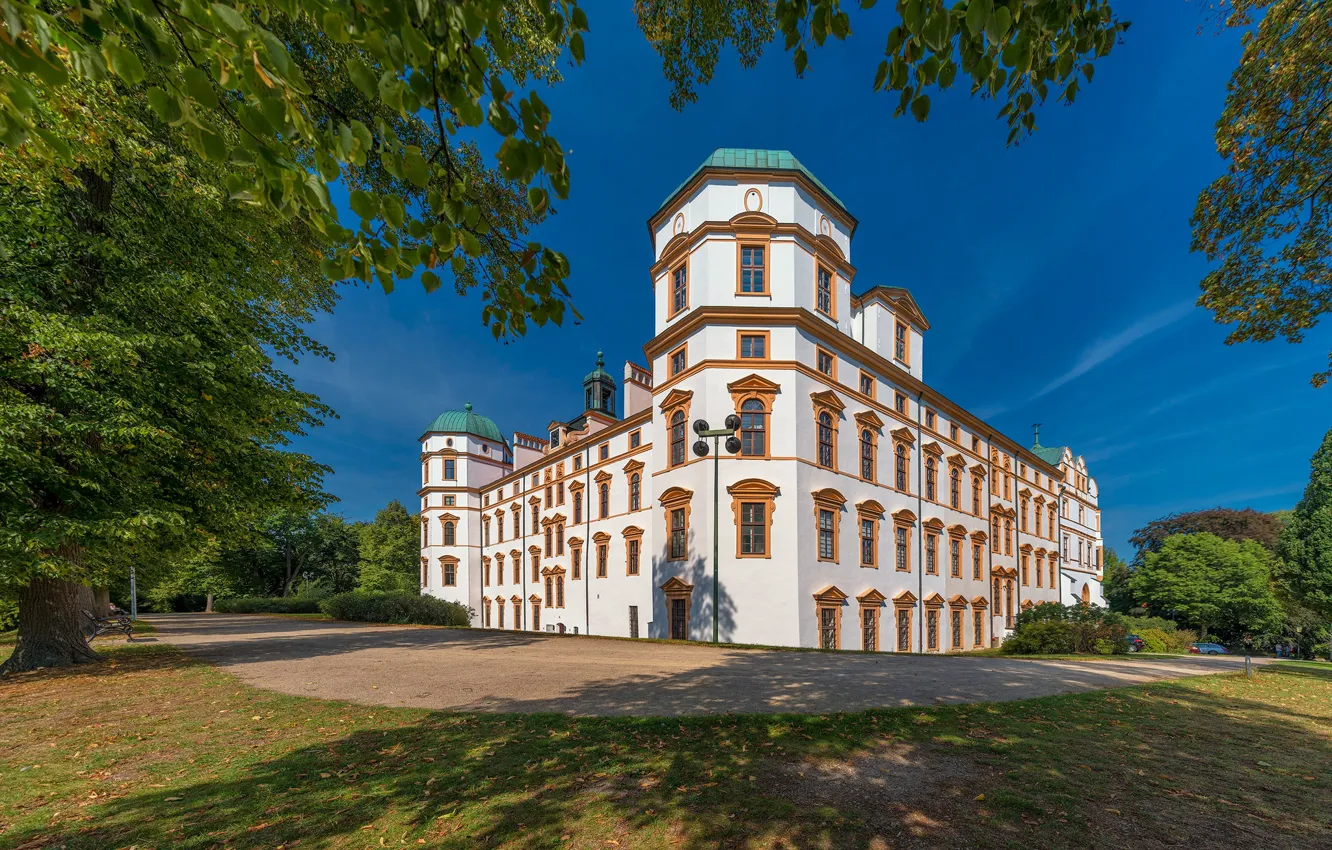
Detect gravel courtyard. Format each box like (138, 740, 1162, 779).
(145, 613, 1258, 716)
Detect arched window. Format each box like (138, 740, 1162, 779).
(1004, 518, 1013, 554)
(992, 515, 1001, 541)
(950, 468, 961, 508)
(443, 521, 455, 546)
(630, 473, 641, 511)
(531, 502, 538, 529)
(599, 483, 609, 518)
(670, 410, 686, 467)
(972, 478, 982, 515)
(544, 526, 552, 556)
(859, 429, 874, 481)
(925, 458, 937, 501)
(573, 493, 583, 524)
(740, 399, 766, 456)
(894, 444, 908, 491)
(817, 412, 834, 468)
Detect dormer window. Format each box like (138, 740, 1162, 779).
(549, 428, 561, 449)
(895, 321, 909, 362)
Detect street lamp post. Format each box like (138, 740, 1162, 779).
(692, 415, 741, 643)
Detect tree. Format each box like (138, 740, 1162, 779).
(1129, 533, 1283, 640)
(357, 501, 421, 593)
(1101, 547, 1134, 613)
(1193, 0, 1332, 387)
(1129, 507, 1285, 565)
(0, 78, 332, 673)
(1276, 426, 1332, 657)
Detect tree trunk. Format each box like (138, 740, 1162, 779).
(0, 578, 100, 675)
(205, 592, 215, 613)
(91, 587, 110, 618)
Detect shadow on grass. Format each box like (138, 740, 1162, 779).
(3, 649, 1330, 849)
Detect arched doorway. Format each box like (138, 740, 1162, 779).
(1081, 584, 1091, 606)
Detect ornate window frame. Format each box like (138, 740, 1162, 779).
(728, 478, 778, 559)
(858, 588, 886, 652)
(623, 525, 644, 575)
(892, 508, 916, 572)
(892, 590, 917, 653)
(811, 390, 844, 471)
(659, 486, 693, 562)
(812, 487, 845, 563)
(814, 585, 847, 650)
(857, 499, 885, 569)
(730, 374, 780, 460)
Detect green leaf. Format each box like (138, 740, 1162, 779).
(421, 270, 442, 293)
(346, 57, 378, 101)
(146, 86, 180, 123)
(1082, 63, 1095, 82)
(966, 0, 993, 37)
(460, 231, 482, 257)
(904, 0, 925, 34)
(107, 43, 146, 86)
(986, 5, 1012, 42)
(910, 94, 931, 122)
(349, 190, 379, 221)
(570, 32, 585, 62)
(382, 195, 406, 230)
(527, 186, 548, 215)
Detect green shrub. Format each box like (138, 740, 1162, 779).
(1136, 627, 1170, 653)
(1124, 613, 1180, 633)
(1166, 629, 1198, 653)
(319, 591, 470, 627)
(1001, 621, 1076, 655)
(213, 596, 325, 614)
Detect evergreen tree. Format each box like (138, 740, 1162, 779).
(1102, 548, 1135, 613)
(357, 501, 420, 593)
(1276, 426, 1332, 658)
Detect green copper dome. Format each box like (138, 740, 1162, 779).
(583, 350, 614, 384)
(425, 402, 505, 443)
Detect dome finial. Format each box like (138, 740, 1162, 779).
(465, 401, 473, 412)
(596, 350, 604, 368)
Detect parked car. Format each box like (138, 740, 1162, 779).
(1126, 634, 1145, 652)
(1190, 642, 1228, 655)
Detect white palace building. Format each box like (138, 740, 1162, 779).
(418, 149, 1106, 652)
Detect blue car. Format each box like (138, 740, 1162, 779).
(1190, 642, 1228, 655)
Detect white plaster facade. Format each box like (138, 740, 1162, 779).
(419, 149, 1105, 651)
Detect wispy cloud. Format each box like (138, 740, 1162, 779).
(1031, 301, 1196, 402)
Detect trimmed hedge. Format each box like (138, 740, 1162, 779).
(319, 591, 470, 627)
(214, 596, 325, 614)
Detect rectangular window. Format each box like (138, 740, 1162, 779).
(895, 392, 907, 414)
(629, 605, 639, 639)
(629, 430, 641, 448)
(858, 371, 874, 398)
(860, 518, 875, 567)
(818, 509, 835, 560)
(740, 503, 766, 555)
(739, 244, 766, 293)
(1022, 554, 1030, 585)
(950, 538, 961, 577)
(443, 562, 456, 586)
(819, 607, 838, 649)
(895, 321, 908, 362)
(816, 347, 834, 377)
(597, 543, 608, 578)
(972, 435, 980, 451)
(951, 610, 962, 649)
(545, 486, 552, 508)
(739, 333, 767, 359)
(897, 609, 910, 652)
(599, 443, 610, 461)
(925, 409, 936, 431)
(816, 266, 834, 316)
(549, 428, 561, 449)
(557, 482, 565, 505)
(443, 459, 456, 480)
(973, 544, 983, 580)
(669, 344, 687, 376)
(443, 495, 455, 507)
(927, 609, 938, 651)
(926, 534, 938, 575)
(862, 608, 878, 652)
(974, 610, 984, 646)
(628, 539, 640, 575)
(895, 526, 909, 571)
(950, 423, 959, 441)
(670, 508, 687, 560)
(572, 548, 582, 580)
(671, 263, 688, 316)
(573, 456, 582, 471)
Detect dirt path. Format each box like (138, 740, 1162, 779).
(146, 613, 1260, 717)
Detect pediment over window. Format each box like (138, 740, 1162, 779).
(970, 596, 989, 609)
(810, 389, 846, 413)
(970, 529, 988, 542)
(923, 592, 946, 608)
(813, 585, 849, 603)
(730, 210, 779, 229)
(439, 513, 460, 522)
(728, 478, 779, 499)
(568, 480, 585, 492)
(528, 544, 542, 555)
(990, 565, 1018, 578)
(922, 441, 945, 457)
(1021, 600, 1035, 610)
(971, 464, 987, 477)
(623, 458, 645, 473)
(594, 470, 613, 483)
(922, 517, 946, 532)
(728, 373, 782, 395)
(853, 409, 885, 430)
(567, 536, 584, 547)
(592, 531, 612, 544)
(891, 508, 917, 524)
(857, 588, 887, 605)
(510, 594, 523, 604)
(509, 549, 522, 560)
(813, 232, 846, 262)
(947, 524, 969, 537)
(439, 555, 460, 565)
(1018, 488, 1032, 499)
(949, 594, 970, 608)
(622, 525, 644, 539)
(946, 453, 967, 467)
(658, 388, 694, 412)
(1034, 547, 1047, 556)
(1020, 543, 1033, 553)
(541, 565, 567, 577)
(811, 487, 846, 508)
(661, 575, 694, 594)
(856, 499, 886, 518)
(893, 589, 918, 605)
(659, 486, 693, 508)
(529, 594, 542, 604)
(891, 427, 916, 445)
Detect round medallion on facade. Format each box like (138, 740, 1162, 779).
(673, 213, 685, 235)
(819, 215, 831, 237)
(744, 188, 763, 212)
(446, 438, 453, 447)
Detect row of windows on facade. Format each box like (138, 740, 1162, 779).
(465, 475, 647, 551)
(427, 534, 644, 589)
(820, 603, 987, 652)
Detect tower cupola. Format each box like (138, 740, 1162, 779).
(582, 351, 618, 418)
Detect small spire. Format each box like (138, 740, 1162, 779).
(465, 402, 473, 412)
(1032, 423, 1041, 446)
(596, 350, 604, 368)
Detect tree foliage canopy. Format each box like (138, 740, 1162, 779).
(1128, 532, 1282, 639)
(1194, 0, 1332, 386)
(1129, 507, 1285, 565)
(1276, 426, 1332, 618)
(357, 500, 420, 593)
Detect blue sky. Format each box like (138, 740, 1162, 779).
(286, 2, 1332, 558)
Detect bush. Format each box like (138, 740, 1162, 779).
(1001, 621, 1076, 655)
(1137, 627, 1171, 653)
(1169, 629, 1199, 653)
(1124, 613, 1180, 632)
(213, 596, 325, 614)
(319, 591, 470, 627)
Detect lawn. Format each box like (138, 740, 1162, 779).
(0, 645, 1328, 850)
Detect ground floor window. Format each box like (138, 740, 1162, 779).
(819, 606, 839, 649)
(951, 609, 963, 649)
(532, 600, 540, 631)
(926, 609, 939, 651)
(896, 608, 911, 652)
(497, 598, 506, 629)
(862, 607, 878, 651)
(671, 597, 689, 640)
(629, 605, 639, 639)
(973, 610, 984, 646)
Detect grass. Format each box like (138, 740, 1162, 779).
(1, 646, 1329, 848)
